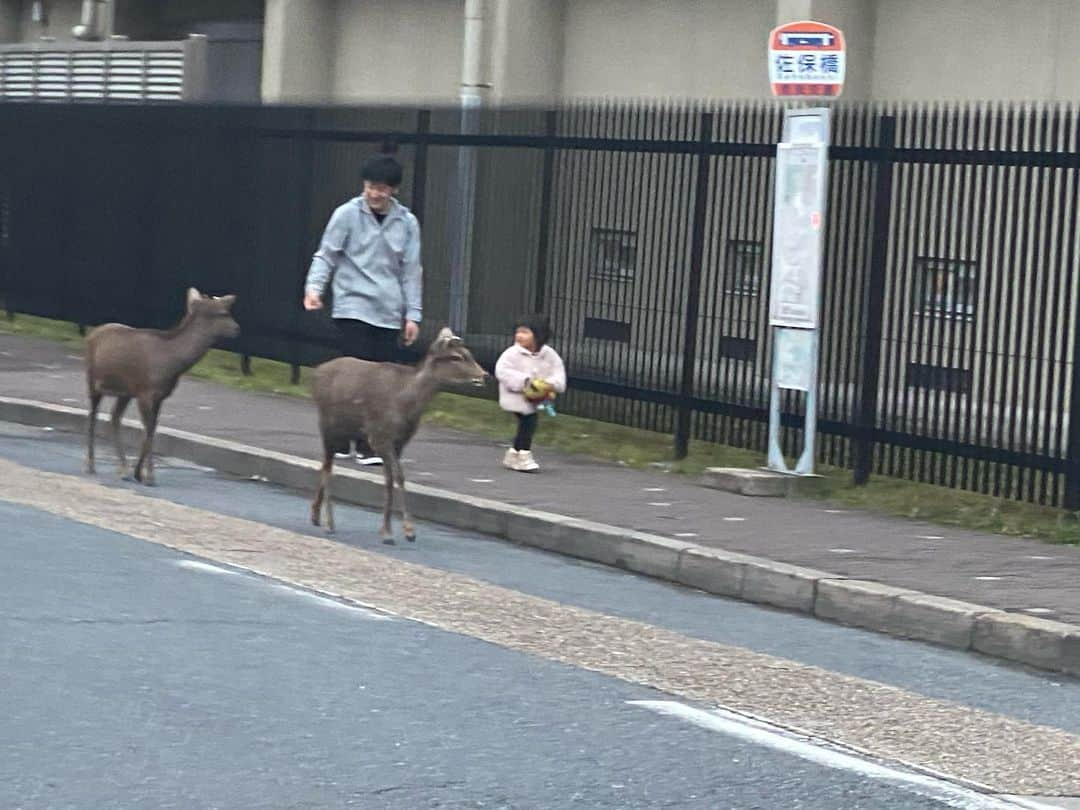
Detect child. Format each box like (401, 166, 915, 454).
(494, 314, 567, 472)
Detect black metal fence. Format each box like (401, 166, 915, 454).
(2, 100, 1080, 507)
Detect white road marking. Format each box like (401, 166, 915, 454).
(643, 487, 666, 492)
(470, 478, 494, 484)
(175, 560, 390, 619)
(974, 576, 1003, 582)
(674, 532, 698, 538)
(918, 535, 945, 540)
(722, 517, 746, 522)
(648, 502, 672, 507)
(178, 560, 241, 576)
(627, 700, 1050, 809)
(829, 548, 859, 554)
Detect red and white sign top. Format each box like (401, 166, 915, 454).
(768, 20, 845, 98)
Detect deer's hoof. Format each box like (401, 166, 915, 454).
(381, 533, 396, 546)
(310, 510, 321, 527)
(85, 464, 95, 476)
(404, 526, 416, 542)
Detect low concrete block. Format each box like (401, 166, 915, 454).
(814, 580, 980, 650)
(675, 547, 752, 598)
(973, 612, 1080, 676)
(815, 578, 909, 629)
(700, 467, 790, 497)
(890, 592, 985, 650)
(740, 560, 827, 613)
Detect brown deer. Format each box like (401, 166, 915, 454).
(85, 287, 240, 485)
(311, 327, 487, 542)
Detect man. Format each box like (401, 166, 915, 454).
(303, 153, 423, 464)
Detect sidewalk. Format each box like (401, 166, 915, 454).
(3, 331, 1080, 626)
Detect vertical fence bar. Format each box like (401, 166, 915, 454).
(411, 108, 431, 225)
(1063, 112, 1080, 508)
(853, 115, 897, 484)
(532, 110, 557, 314)
(290, 109, 317, 385)
(674, 111, 714, 459)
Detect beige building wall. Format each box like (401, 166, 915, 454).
(560, 0, 774, 100)
(262, 0, 334, 103)
(16, 0, 86, 42)
(871, 0, 1071, 101)
(331, 0, 463, 104)
(0, 0, 20, 41)
(491, 0, 564, 103)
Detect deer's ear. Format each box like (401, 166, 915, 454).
(187, 287, 201, 309)
(219, 294, 237, 310)
(436, 327, 454, 342)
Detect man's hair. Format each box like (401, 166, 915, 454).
(360, 154, 403, 187)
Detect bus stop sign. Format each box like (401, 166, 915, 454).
(768, 20, 845, 97)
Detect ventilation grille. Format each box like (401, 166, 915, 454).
(0, 47, 186, 102)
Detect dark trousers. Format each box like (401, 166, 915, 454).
(513, 413, 538, 452)
(336, 318, 405, 364)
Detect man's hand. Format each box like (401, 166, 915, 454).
(303, 292, 323, 311)
(403, 320, 420, 346)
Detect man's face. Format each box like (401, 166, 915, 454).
(363, 181, 397, 213)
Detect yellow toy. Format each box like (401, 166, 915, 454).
(524, 377, 557, 416)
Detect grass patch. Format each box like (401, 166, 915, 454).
(2, 311, 1078, 544)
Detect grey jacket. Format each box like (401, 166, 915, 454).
(304, 196, 422, 328)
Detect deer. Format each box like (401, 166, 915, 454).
(311, 327, 487, 543)
(85, 287, 240, 486)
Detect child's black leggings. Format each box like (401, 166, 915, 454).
(513, 413, 538, 451)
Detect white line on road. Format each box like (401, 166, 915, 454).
(175, 559, 391, 619)
(627, 700, 1053, 810)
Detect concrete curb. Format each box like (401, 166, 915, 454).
(2, 395, 1079, 678)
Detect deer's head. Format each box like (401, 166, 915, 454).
(426, 327, 487, 387)
(187, 288, 241, 340)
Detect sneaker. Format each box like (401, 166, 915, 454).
(516, 450, 540, 472)
(502, 448, 520, 469)
(356, 455, 383, 466)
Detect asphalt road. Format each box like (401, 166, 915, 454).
(2, 422, 1078, 809)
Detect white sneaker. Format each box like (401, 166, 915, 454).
(516, 450, 540, 472)
(502, 448, 520, 469)
(356, 455, 383, 466)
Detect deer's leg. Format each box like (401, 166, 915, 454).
(133, 396, 161, 486)
(378, 449, 395, 544)
(110, 396, 132, 478)
(86, 391, 102, 474)
(312, 450, 335, 533)
(390, 452, 414, 542)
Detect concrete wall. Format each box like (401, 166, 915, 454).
(560, 0, 774, 100)
(262, 0, 333, 103)
(871, 0, 1070, 101)
(331, 0, 462, 104)
(0, 0, 20, 42)
(491, 0, 564, 104)
(17, 0, 84, 41)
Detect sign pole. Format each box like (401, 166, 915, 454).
(764, 20, 843, 477)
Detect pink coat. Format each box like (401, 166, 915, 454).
(495, 343, 567, 414)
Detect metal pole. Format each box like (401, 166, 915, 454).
(675, 111, 714, 460)
(853, 114, 896, 484)
(447, 0, 493, 335)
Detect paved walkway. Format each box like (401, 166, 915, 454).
(3, 332, 1080, 625)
